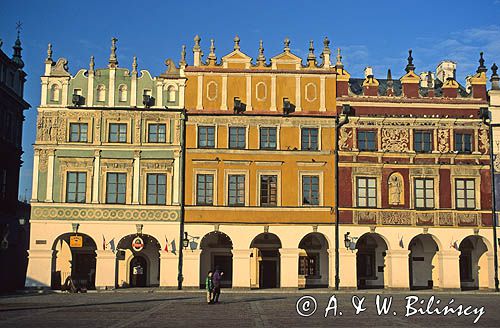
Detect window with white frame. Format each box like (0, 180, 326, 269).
(456, 179, 475, 209)
(148, 123, 166, 143)
(301, 128, 319, 151)
(196, 174, 214, 205)
(260, 127, 277, 150)
(66, 172, 87, 203)
(356, 177, 377, 208)
(69, 123, 88, 142)
(302, 175, 319, 205)
(198, 126, 215, 148)
(228, 174, 245, 206)
(229, 127, 246, 149)
(414, 178, 434, 209)
(260, 175, 277, 206)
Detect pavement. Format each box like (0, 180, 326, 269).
(0, 289, 499, 327)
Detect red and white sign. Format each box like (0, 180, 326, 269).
(132, 236, 144, 252)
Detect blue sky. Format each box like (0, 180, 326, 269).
(1, 0, 500, 199)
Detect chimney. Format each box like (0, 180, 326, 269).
(400, 49, 420, 98)
(419, 71, 435, 97)
(468, 52, 488, 100)
(335, 48, 350, 97)
(442, 77, 459, 98)
(362, 67, 378, 96)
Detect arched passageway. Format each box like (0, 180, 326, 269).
(200, 231, 233, 288)
(408, 234, 439, 290)
(459, 235, 490, 290)
(356, 233, 388, 289)
(250, 233, 281, 289)
(298, 233, 329, 288)
(116, 234, 161, 288)
(51, 233, 97, 290)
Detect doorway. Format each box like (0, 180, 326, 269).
(129, 256, 147, 287)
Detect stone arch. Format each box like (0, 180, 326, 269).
(459, 235, 491, 290)
(250, 233, 281, 288)
(355, 232, 388, 289)
(116, 234, 161, 287)
(408, 234, 440, 290)
(51, 232, 97, 290)
(298, 232, 329, 288)
(199, 231, 233, 288)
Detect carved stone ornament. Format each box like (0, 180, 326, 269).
(38, 150, 49, 172)
(37, 114, 59, 142)
(339, 127, 352, 150)
(457, 213, 478, 225)
(51, 58, 70, 76)
(494, 154, 500, 173)
(388, 173, 404, 205)
(438, 212, 453, 226)
(479, 128, 489, 154)
(355, 211, 377, 224)
(437, 129, 450, 153)
(381, 128, 409, 152)
(381, 211, 412, 225)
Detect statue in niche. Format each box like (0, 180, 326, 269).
(388, 173, 404, 205)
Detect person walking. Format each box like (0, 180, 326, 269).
(205, 270, 214, 304)
(212, 266, 224, 303)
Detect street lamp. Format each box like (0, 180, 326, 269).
(335, 104, 351, 290)
(182, 232, 189, 249)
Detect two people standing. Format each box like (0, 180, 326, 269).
(206, 266, 223, 304)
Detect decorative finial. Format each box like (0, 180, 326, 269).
(284, 37, 290, 52)
(180, 45, 186, 65)
(46, 43, 53, 61)
(405, 49, 415, 73)
(207, 38, 217, 62)
(491, 63, 500, 90)
(233, 35, 240, 51)
(132, 56, 137, 73)
(307, 40, 316, 66)
(336, 48, 343, 67)
(387, 69, 392, 81)
(386, 69, 394, 92)
(12, 22, 24, 68)
(193, 35, 201, 51)
(477, 52, 487, 73)
(108, 37, 118, 67)
(89, 55, 95, 71)
(322, 37, 330, 54)
(257, 40, 266, 65)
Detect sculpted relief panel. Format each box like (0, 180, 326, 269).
(381, 128, 409, 152)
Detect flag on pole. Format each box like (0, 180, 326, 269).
(399, 236, 404, 249)
(109, 238, 116, 253)
(164, 236, 169, 252)
(102, 234, 106, 250)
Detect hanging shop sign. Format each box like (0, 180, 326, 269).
(70, 235, 83, 248)
(132, 236, 144, 252)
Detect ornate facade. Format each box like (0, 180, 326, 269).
(26, 39, 185, 289)
(25, 36, 499, 291)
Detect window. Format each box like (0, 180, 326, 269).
(66, 172, 86, 203)
(229, 127, 246, 149)
(196, 174, 214, 205)
(198, 126, 215, 148)
(414, 131, 432, 153)
(456, 179, 475, 209)
(96, 84, 106, 102)
(358, 130, 377, 151)
(148, 124, 166, 143)
(454, 132, 472, 153)
(69, 123, 88, 142)
(146, 174, 166, 205)
(260, 175, 277, 206)
(299, 255, 319, 277)
(118, 85, 128, 102)
(0, 169, 6, 200)
(301, 128, 319, 150)
(228, 174, 245, 206)
(109, 123, 127, 143)
(302, 175, 319, 205)
(260, 127, 277, 150)
(414, 178, 434, 209)
(356, 177, 377, 207)
(50, 84, 60, 102)
(106, 173, 126, 204)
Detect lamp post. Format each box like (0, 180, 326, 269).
(334, 104, 350, 290)
(486, 117, 500, 292)
(177, 110, 187, 290)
